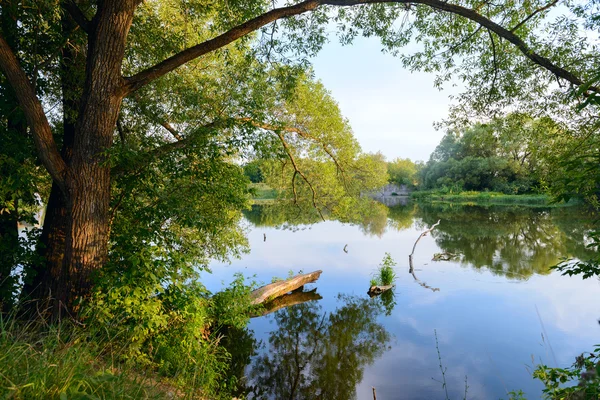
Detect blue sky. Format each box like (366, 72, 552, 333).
(310, 35, 462, 162)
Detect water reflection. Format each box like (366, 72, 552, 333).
(210, 202, 600, 400)
(244, 201, 416, 237)
(247, 295, 391, 399)
(416, 204, 598, 279)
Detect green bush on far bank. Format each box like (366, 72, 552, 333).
(410, 190, 562, 206)
(248, 183, 278, 201)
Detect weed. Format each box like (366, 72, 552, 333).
(371, 253, 397, 286)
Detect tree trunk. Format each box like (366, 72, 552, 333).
(21, 1, 137, 315)
(21, 13, 80, 315)
(0, 3, 26, 313)
(57, 0, 136, 313)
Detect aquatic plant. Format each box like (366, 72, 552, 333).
(371, 253, 397, 286)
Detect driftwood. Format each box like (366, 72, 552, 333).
(408, 220, 441, 292)
(251, 288, 322, 317)
(408, 219, 441, 268)
(367, 284, 394, 297)
(249, 270, 323, 306)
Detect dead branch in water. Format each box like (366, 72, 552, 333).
(408, 220, 441, 292)
(249, 270, 322, 305)
(409, 219, 441, 268)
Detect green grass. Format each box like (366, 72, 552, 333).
(371, 253, 397, 286)
(410, 190, 573, 206)
(248, 183, 278, 201)
(0, 316, 171, 399)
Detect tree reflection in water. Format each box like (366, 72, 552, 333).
(243, 200, 415, 237)
(247, 295, 391, 400)
(417, 204, 598, 279)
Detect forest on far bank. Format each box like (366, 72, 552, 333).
(245, 110, 599, 204)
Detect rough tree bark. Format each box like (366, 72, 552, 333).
(21, 12, 81, 313)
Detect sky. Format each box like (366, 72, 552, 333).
(310, 36, 463, 162)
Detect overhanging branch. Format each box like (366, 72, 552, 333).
(122, 0, 596, 98)
(0, 34, 68, 190)
(123, 0, 322, 94)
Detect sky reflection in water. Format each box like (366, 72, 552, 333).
(206, 203, 600, 400)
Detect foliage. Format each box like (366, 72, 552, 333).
(388, 157, 418, 187)
(552, 229, 600, 280)
(0, 317, 170, 399)
(533, 346, 600, 400)
(84, 272, 257, 398)
(243, 160, 264, 184)
(248, 183, 278, 201)
(371, 252, 397, 286)
(419, 114, 569, 195)
(412, 190, 553, 206)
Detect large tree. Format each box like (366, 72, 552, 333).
(0, 0, 597, 314)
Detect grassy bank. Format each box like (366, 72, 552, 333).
(410, 190, 574, 206)
(248, 183, 278, 203)
(0, 318, 172, 399)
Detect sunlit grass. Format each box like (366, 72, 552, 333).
(0, 314, 182, 399)
(371, 253, 397, 286)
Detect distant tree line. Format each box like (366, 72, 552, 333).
(417, 113, 570, 194)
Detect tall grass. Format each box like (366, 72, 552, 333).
(370, 253, 397, 286)
(0, 314, 168, 399)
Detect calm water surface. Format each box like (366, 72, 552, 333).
(205, 203, 600, 399)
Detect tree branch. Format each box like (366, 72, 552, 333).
(510, 0, 559, 33)
(61, 0, 92, 34)
(240, 118, 349, 188)
(0, 34, 68, 190)
(487, 28, 498, 101)
(275, 131, 325, 221)
(122, 0, 595, 99)
(123, 0, 322, 94)
(111, 120, 221, 177)
(324, 0, 597, 93)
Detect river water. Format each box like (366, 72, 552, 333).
(205, 202, 600, 399)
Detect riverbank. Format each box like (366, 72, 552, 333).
(410, 190, 577, 207)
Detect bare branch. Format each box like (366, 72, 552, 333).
(160, 121, 184, 141)
(0, 34, 68, 190)
(275, 131, 325, 221)
(487, 28, 498, 101)
(510, 0, 559, 33)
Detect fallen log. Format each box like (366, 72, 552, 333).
(251, 288, 322, 317)
(367, 284, 394, 297)
(249, 270, 323, 305)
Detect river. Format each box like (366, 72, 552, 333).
(204, 202, 600, 399)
